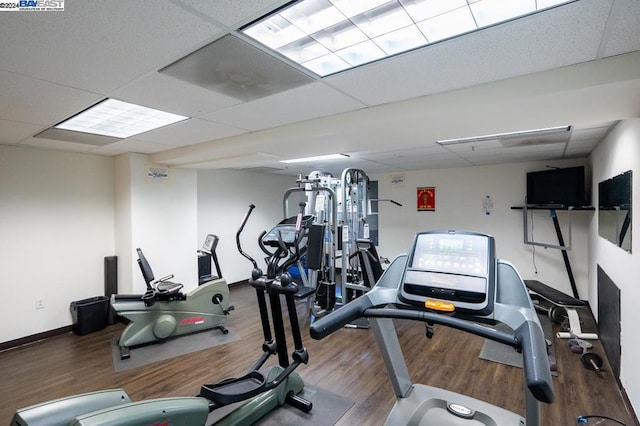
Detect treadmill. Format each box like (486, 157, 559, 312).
(310, 229, 554, 425)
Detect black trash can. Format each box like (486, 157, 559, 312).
(70, 296, 109, 336)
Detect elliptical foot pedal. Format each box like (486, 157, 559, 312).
(294, 286, 316, 300)
(286, 390, 313, 413)
(200, 371, 267, 405)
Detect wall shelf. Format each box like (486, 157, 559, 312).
(511, 204, 594, 299)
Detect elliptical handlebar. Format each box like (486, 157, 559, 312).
(258, 230, 272, 256)
(237, 204, 258, 270)
(278, 202, 307, 275)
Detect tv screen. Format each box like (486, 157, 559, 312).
(526, 166, 587, 207)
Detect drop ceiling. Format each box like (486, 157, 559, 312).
(1, 0, 639, 177)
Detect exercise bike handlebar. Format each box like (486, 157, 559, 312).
(237, 204, 258, 270)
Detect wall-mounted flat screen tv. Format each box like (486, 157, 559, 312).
(526, 166, 588, 207)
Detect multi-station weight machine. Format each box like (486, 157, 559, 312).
(283, 168, 400, 316)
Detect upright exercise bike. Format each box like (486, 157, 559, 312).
(12, 204, 313, 426)
(111, 235, 233, 360)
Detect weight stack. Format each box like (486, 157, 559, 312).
(104, 255, 118, 325)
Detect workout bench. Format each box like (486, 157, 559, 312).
(525, 279, 598, 340)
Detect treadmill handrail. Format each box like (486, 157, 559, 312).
(309, 302, 554, 404)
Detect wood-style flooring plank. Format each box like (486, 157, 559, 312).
(1, 284, 636, 425)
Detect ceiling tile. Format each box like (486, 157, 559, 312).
(374, 152, 472, 169)
(160, 35, 315, 102)
(0, 1, 223, 93)
(565, 145, 597, 157)
(108, 72, 242, 118)
(0, 119, 42, 144)
(465, 147, 566, 165)
(567, 137, 600, 148)
(0, 71, 102, 126)
(173, 0, 289, 27)
(90, 139, 176, 156)
(19, 137, 95, 153)
(359, 145, 450, 161)
(203, 82, 365, 131)
(597, 0, 640, 58)
(440, 140, 504, 153)
(571, 121, 616, 131)
(132, 118, 247, 147)
(570, 127, 610, 141)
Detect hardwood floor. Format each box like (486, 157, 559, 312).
(1, 283, 637, 425)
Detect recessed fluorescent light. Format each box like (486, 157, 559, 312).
(436, 126, 571, 145)
(55, 99, 189, 139)
(241, 0, 575, 77)
(280, 153, 350, 163)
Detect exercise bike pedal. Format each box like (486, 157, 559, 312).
(120, 347, 131, 360)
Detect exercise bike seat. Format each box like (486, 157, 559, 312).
(155, 280, 183, 294)
(136, 248, 184, 294)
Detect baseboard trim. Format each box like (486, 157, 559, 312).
(229, 279, 248, 287)
(619, 384, 640, 426)
(0, 325, 73, 352)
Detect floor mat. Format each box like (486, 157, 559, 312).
(479, 314, 558, 376)
(256, 386, 353, 426)
(206, 386, 353, 426)
(111, 329, 239, 372)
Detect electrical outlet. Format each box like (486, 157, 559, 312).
(35, 298, 45, 309)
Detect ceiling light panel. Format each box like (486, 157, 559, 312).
(350, 2, 414, 38)
(280, 153, 349, 163)
(470, 0, 536, 27)
(417, 6, 477, 43)
(399, 0, 468, 22)
(336, 40, 386, 66)
(373, 25, 427, 55)
(55, 99, 188, 138)
(436, 125, 571, 145)
(241, 0, 575, 77)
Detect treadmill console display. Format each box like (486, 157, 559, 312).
(400, 231, 495, 314)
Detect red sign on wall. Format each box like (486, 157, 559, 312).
(417, 187, 435, 211)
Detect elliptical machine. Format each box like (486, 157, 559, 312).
(111, 236, 233, 360)
(12, 204, 312, 426)
(200, 202, 314, 422)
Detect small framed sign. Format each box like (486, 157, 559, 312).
(417, 187, 435, 211)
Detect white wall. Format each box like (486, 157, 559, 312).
(197, 169, 297, 285)
(115, 153, 199, 294)
(0, 145, 114, 343)
(589, 118, 640, 415)
(372, 158, 591, 299)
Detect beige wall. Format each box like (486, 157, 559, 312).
(0, 145, 115, 343)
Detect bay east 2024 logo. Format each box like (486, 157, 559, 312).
(0, 0, 63, 11)
(19, 0, 63, 6)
